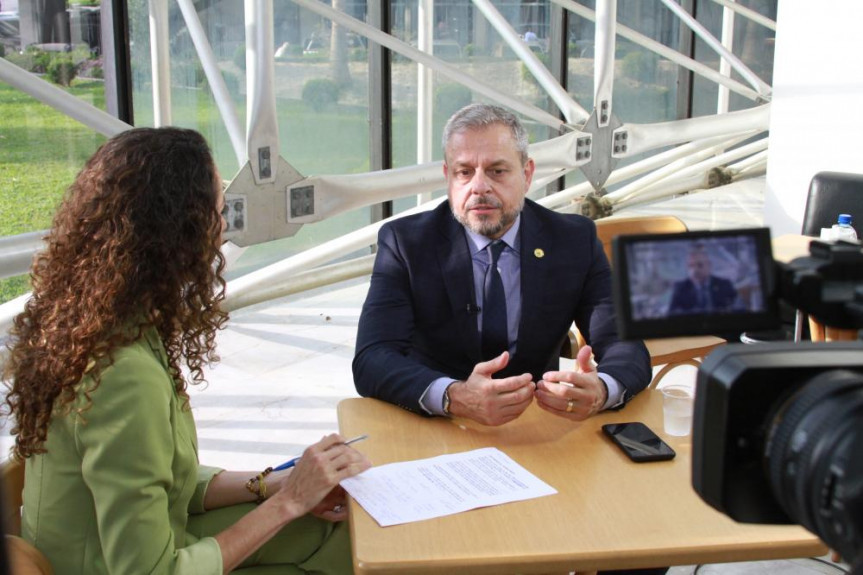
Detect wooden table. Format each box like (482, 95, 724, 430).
(338, 393, 826, 574)
(771, 232, 814, 264)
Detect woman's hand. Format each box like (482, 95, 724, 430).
(211, 436, 369, 573)
(269, 434, 370, 518)
(310, 485, 350, 522)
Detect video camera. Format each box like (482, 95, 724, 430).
(611, 228, 863, 570)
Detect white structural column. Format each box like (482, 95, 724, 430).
(594, 0, 616, 127)
(417, 0, 434, 205)
(717, 2, 735, 114)
(245, 0, 279, 184)
(148, 0, 171, 126)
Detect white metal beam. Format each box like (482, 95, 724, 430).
(0, 58, 130, 136)
(472, 0, 590, 124)
(594, 0, 617, 126)
(148, 0, 171, 126)
(176, 0, 246, 167)
(0, 231, 45, 280)
(718, 3, 735, 114)
(284, 131, 584, 225)
(245, 0, 279, 183)
(614, 104, 770, 158)
(614, 137, 768, 208)
(606, 134, 764, 204)
(659, 0, 771, 100)
(539, 134, 749, 211)
(710, 0, 776, 31)
(552, 0, 761, 102)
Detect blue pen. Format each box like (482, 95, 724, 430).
(272, 434, 369, 471)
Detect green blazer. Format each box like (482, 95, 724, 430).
(23, 326, 224, 574)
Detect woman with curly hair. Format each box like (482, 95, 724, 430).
(3, 127, 370, 574)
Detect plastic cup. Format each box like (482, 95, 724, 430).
(660, 384, 695, 437)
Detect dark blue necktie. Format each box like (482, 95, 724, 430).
(696, 283, 710, 311)
(481, 240, 508, 360)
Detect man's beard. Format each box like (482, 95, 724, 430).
(453, 195, 524, 238)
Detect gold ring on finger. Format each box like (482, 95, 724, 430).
(566, 399, 575, 413)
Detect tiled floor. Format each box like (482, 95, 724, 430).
(668, 557, 848, 574)
(189, 278, 371, 472)
(1, 178, 850, 573)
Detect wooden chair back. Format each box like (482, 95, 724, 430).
(1, 458, 54, 574)
(594, 215, 688, 267)
(1, 458, 24, 536)
(802, 171, 863, 237)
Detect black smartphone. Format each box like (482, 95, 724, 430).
(601, 422, 676, 463)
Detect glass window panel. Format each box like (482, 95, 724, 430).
(274, 1, 371, 258)
(130, 0, 372, 271)
(690, 1, 723, 117)
(565, 1, 681, 191)
(691, 0, 776, 117)
(564, 3, 592, 191)
(567, 6, 594, 113)
(1, 0, 105, 303)
(391, 0, 555, 212)
(389, 0, 421, 214)
(614, 1, 678, 123)
(128, 0, 247, 173)
(0, 83, 106, 302)
(561, 0, 775, 193)
(725, 0, 775, 112)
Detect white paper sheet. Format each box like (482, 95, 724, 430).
(340, 447, 557, 527)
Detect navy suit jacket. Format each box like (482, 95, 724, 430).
(668, 275, 739, 314)
(352, 199, 651, 414)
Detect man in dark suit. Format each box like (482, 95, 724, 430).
(353, 103, 651, 427)
(668, 244, 741, 315)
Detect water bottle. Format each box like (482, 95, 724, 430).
(832, 213, 858, 241)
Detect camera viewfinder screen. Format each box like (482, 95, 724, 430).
(612, 228, 779, 340)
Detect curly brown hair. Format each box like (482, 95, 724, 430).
(3, 127, 228, 459)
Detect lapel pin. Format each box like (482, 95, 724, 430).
(534, 248, 545, 258)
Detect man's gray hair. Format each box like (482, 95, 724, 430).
(442, 103, 529, 165)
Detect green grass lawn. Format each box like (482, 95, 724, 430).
(0, 77, 391, 304)
(0, 72, 464, 304)
(0, 80, 107, 303)
(0, 80, 106, 236)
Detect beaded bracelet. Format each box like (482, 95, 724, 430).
(245, 467, 273, 504)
